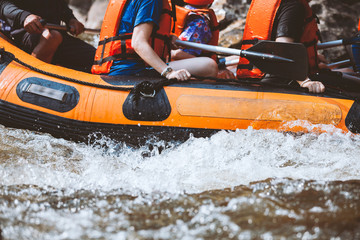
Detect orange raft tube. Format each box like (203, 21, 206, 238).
(0, 34, 359, 146)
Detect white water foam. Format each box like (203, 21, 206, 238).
(0, 124, 360, 194)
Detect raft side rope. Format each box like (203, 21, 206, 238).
(0, 48, 180, 96)
(0, 48, 358, 101)
(0, 48, 135, 91)
(0, 47, 250, 95)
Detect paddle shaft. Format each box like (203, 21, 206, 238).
(36, 23, 360, 52)
(44, 23, 100, 34)
(318, 36, 360, 49)
(342, 72, 360, 82)
(41, 25, 307, 80)
(176, 40, 308, 80)
(327, 59, 351, 69)
(44, 24, 296, 66)
(175, 40, 293, 63)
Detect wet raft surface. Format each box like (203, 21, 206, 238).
(1, 125, 360, 239)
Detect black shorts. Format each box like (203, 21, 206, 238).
(12, 30, 41, 54)
(12, 31, 96, 73)
(271, 0, 305, 41)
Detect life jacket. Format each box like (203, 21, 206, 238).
(171, 4, 219, 60)
(236, 0, 320, 79)
(91, 0, 172, 74)
(358, 19, 360, 31)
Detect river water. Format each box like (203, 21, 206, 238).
(0, 123, 360, 239)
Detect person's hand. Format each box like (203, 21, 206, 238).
(68, 18, 84, 36)
(300, 79, 325, 93)
(318, 53, 329, 69)
(166, 69, 191, 81)
(24, 14, 43, 34)
(170, 35, 180, 50)
(217, 69, 235, 79)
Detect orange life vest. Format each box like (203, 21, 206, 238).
(358, 19, 360, 31)
(236, 0, 320, 79)
(171, 4, 219, 60)
(91, 0, 172, 74)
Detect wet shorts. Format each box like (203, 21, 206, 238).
(12, 31, 96, 73)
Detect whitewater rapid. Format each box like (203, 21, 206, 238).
(1, 124, 359, 195)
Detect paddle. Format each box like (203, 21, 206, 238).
(11, 20, 101, 35)
(327, 59, 352, 69)
(43, 23, 308, 80)
(176, 40, 309, 80)
(342, 72, 360, 83)
(317, 36, 360, 49)
(43, 22, 100, 34)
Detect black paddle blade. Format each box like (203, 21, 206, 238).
(246, 40, 309, 80)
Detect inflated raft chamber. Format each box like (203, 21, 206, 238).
(0, 34, 360, 145)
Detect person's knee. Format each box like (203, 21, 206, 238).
(204, 58, 218, 77)
(47, 30, 63, 46)
(42, 30, 63, 47)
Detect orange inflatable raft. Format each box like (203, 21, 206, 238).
(0, 33, 359, 146)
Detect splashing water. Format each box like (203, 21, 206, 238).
(0, 125, 359, 194)
(1, 124, 360, 239)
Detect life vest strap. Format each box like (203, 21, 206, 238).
(303, 38, 317, 47)
(98, 34, 133, 46)
(305, 13, 320, 24)
(241, 39, 259, 46)
(162, 8, 172, 16)
(210, 24, 220, 32)
(94, 33, 171, 66)
(237, 63, 254, 70)
(93, 53, 141, 65)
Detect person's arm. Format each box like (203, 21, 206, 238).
(58, 0, 76, 25)
(57, 0, 83, 36)
(132, 22, 191, 81)
(67, 18, 84, 36)
(171, 49, 196, 60)
(0, 0, 32, 29)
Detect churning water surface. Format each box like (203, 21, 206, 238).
(0, 123, 360, 239)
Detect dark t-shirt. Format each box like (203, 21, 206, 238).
(0, 0, 95, 73)
(271, 0, 305, 42)
(0, 0, 75, 29)
(262, 0, 306, 83)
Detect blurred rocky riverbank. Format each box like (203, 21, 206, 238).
(68, 0, 360, 61)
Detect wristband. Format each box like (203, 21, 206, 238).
(161, 66, 173, 77)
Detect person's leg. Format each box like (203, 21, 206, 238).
(32, 29, 63, 63)
(168, 57, 218, 77)
(52, 34, 96, 73)
(13, 31, 40, 54)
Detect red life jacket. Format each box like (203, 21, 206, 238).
(358, 19, 360, 31)
(236, 0, 320, 79)
(172, 4, 219, 60)
(91, 0, 172, 74)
